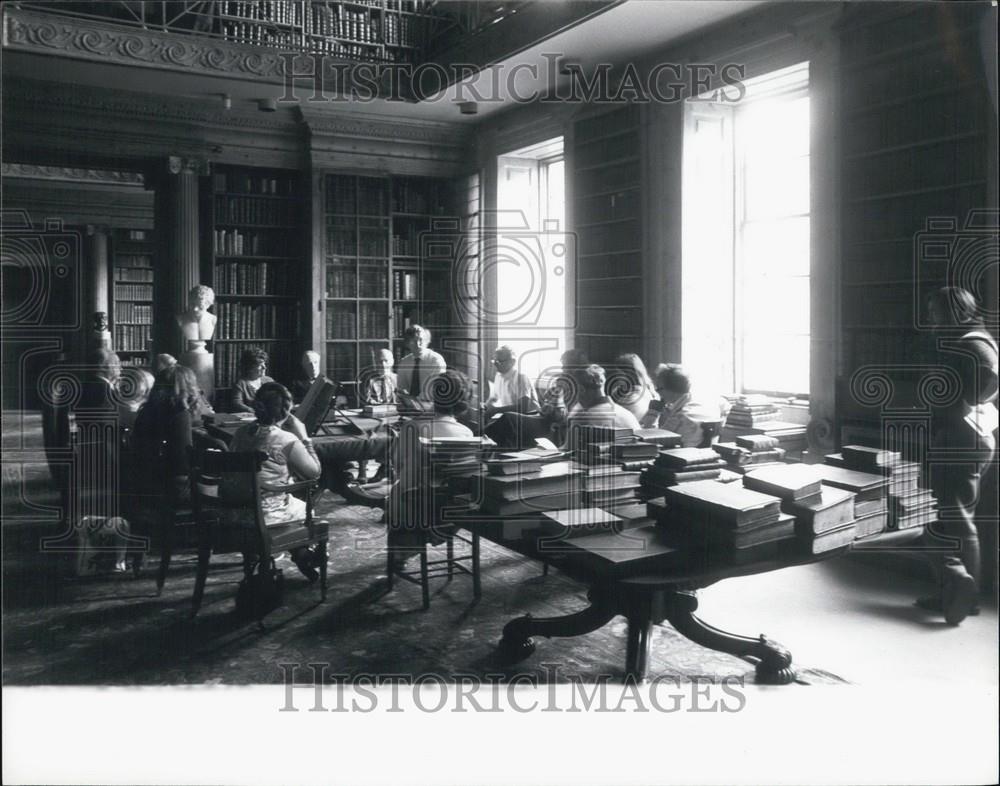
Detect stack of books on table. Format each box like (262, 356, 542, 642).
(825, 445, 936, 532)
(647, 479, 793, 563)
(812, 463, 889, 539)
(480, 460, 583, 516)
(420, 436, 493, 485)
(362, 403, 397, 418)
(725, 394, 780, 428)
(640, 447, 726, 497)
(721, 420, 809, 457)
(571, 460, 643, 507)
(743, 464, 857, 555)
(712, 434, 787, 473)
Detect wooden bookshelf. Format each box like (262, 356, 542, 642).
(111, 228, 155, 366)
(572, 104, 643, 364)
(323, 173, 465, 385)
(208, 164, 305, 393)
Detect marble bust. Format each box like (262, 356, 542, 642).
(176, 284, 217, 343)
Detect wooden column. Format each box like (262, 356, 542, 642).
(84, 224, 110, 352)
(153, 156, 207, 359)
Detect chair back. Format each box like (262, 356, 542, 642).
(188, 447, 271, 554)
(698, 420, 723, 448)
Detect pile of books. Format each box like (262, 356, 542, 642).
(647, 479, 793, 563)
(480, 458, 583, 516)
(721, 419, 809, 457)
(725, 394, 780, 428)
(570, 425, 659, 466)
(361, 403, 397, 418)
(419, 436, 492, 485)
(640, 447, 726, 496)
(572, 460, 643, 508)
(812, 463, 889, 539)
(712, 434, 787, 472)
(743, 464, 857, 555)
(824, 445, 936, 531)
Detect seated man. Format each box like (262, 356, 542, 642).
(483, 345, 539, 417)
(395, 324, 446, 403)
(290, 350, 321, 405)
(563, 364, 640, 450)
(386, 369, 475, 562)
(652, 363, 729, 448)
(361, 348, 398, 405)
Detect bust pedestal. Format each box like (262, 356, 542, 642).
(180, 340, 214, 400)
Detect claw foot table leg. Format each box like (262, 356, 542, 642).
(497, 594, 617, 665)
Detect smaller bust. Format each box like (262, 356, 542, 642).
(176, 285, 217, 343)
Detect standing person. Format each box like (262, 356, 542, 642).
(396, 325, 446, 402)
(361, 348, 398, 405)
(227, 382, 325, 581)
(918, 286, 998, 625)
(609, 353, 659, 425)
(231, 346, 274, 413)
(290, 350, 322, 404)
(652, 363, 730, 448)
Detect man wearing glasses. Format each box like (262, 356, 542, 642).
(483, 345, 539, 418)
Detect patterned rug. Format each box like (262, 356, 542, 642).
(3, 489, 847, 686)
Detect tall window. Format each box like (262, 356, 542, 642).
(683, 62, 810, 397)
(496, 138, 567, 383)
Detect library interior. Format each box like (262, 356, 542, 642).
(2, 2, 998, 773)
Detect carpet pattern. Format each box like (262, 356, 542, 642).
(3, 490, 847, 686)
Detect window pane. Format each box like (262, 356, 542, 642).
(742, 333, 809, 394)
(742, 216, 810, 277)
(742, 276, 809, 336)
(744, 153, 809, 219)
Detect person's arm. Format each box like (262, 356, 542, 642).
(282, 414, 321, 480)
(431, 352, 447, 375)
(230, 380, 254, 413)
(167, 409, 194, 476)
(963, 338, 999, 407)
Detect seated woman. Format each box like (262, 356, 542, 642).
(608, 353, 659, 426)
(231, 346, 274, 413)
(652, 363, 730, 447)
(227, 382, 324, 581)
(386, 370, 474, 563)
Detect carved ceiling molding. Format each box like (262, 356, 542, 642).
(3, 7, 297, 82)
(1, 162, 146, 185)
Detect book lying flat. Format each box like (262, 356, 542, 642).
(584, 472, 641, 492)
(584, 488, 640, 506)
(854, 510, 887, 538)
(643, 466, 723, 487)
(890, 489, 936, 514)
(785, 486, 856, 535)
(712, 442, 751, 463)
(735, 434, 780, 451)
(633, 428, 683, 448)
(486, 460, 543, 476)
(812, 464, 887, 502)
(854, 498, 887, 517)
(842, 444, 901, 468)
(541, 507, 624, 538)
(655, 447, 723, 469)
(480, 490, 584, 516)
(891, 503, 937, 530)
(743, 463, 823, 501)
(483, 461, 583, 501)
(664, 480, 782, 528)
(802, 521, 857, 554)
(602, 502, 656, 527)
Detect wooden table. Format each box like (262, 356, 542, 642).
(446, 506, 923, 684)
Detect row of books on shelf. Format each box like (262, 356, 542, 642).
(123, 230, 148, 242)
(392, 180, 446, 215)
(214, 261, 293, 296)
(326, 308, 388, 339)
(115, 283, 153, 301)
(327, 177, 388, 215)
(214, 341, 290, 389)
(114, 324, 151, 352)
(327, 233, 388, 257)
(214, 196, 295, 227)
(213, 229, 291, 257)
(115, 268, 154, 283)
(213, 172, 295, 197)
(214, 302, 298, 340)
(114, 303, 152, 324)
(393, 270, 419, 300)
(115, 254, 152, 269)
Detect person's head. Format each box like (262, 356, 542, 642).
(926, 286, 984, 329)
(612, 353, 653, 394)
(188, 285, 215, 312)
(239, 347, 268, 381)
(148, 364, 201, 414)
(429, 369, 471, 417)
(560, 348, 589, 373)
(654, 363, 691, 406)
(493, 345, 516, 375)
(252, 382, 294, 427)
(403, 325, 431, 355)
(377, 348, 394, 373)
(573, 364, 607, 409)
(118, 367, 155, 410)
(301, 350, 320, 380)
(154, 353, 177, 374)
(90, 348, 121, 384)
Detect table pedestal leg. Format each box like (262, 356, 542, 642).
(497, 592, 617, 664)
(662, 590, 796, 685)
(624, 615, 652, 683)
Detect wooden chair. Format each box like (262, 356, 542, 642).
(187, 447, 329, 623)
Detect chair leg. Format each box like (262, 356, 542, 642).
(318, 540, 328, 601)
(156, 514, 173, 594)
(446, 536, 454, 581)
(420, 546, 430, 610)
(472, 532, 481, 599)
(386, 547, 395, 589)
(191, 545, 211, 617)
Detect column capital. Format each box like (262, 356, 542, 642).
(166, 156, 210, 177)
